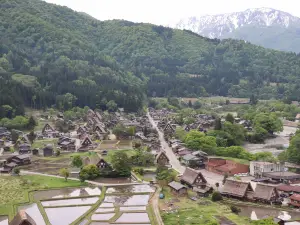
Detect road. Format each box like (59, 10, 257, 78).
(147, 111, 185, 174)
(151, 186, 164, 225)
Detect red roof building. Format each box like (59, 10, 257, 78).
(206, 157, 249, 175)
(290, 194, 300, 207)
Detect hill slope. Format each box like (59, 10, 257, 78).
(2, 0, 300, 114)
(175, 8, 300, 52)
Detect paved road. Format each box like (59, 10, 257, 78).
(147, 111, 185, 174)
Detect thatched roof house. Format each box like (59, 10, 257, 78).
(180, 167, 207, 187)
(253, 183, 279, 202)
(222, 179, 254, 199)
(10, 210, 36, 225)
(155, 151, 169, 166)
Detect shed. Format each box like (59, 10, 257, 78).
(168, 181, 187, 196)
(43, 144, 54, 157)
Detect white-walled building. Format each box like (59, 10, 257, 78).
(250, 161, 284, 177)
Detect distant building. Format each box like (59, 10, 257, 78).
(250, 161, 284, 177)
(18, 143, 31, 155)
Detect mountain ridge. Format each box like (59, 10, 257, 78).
(174, 8, 300, 52)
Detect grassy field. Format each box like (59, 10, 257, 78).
(103, 149, 137, 163)
(0, 175, 85, 216)
(32, 138, 58, 149)
(160, 187, 251, 225)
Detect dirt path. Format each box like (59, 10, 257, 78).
(150, 186, 164, 225)
(147, 111, 185, 174)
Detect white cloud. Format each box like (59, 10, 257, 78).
(44, 0, 300, 25)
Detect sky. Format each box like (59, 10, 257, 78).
(44, 0, 300, 25)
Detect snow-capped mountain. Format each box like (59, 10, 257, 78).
(175, 8, 300, 39)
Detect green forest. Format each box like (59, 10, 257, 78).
(3, 0, 300, 115)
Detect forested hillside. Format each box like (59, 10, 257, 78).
(2, 0, 300, 115)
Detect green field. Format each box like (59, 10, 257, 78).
(0, 175, 85, 217)
(160, 187, 251, 225)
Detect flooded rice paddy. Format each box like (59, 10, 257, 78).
(34, 187, 101, 200)
(10, 184, 153, 225)
(18, 203, 46, 225)
(95, 208, 115, 213)
(99, 202, 114, 207)
(104, 194, 150, 206)
(120, 206, 147, 211)
(0, 216, 8, 225)
(93, 177, 134, 184)
(91, 213, 115, 221)
(236, 204, 300, 220)
(42, 197, 99, 207)
(115, 213, 150, 223)
(45, 206, 91, 225)
(106, 185, 155, 194)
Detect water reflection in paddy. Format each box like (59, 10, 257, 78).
(104, 195, 150, 206)
(45, 206, 91, 225)
(95, 208, 115, 213)
(91, 213, 115, 221)
(236, 204, 300, 220)
(115, 213, 150, 223)
(34, 187, 101, 200)
(18, 203, 46, 225)
(42, 197, 98, 207)
(120, 206, 147, 211)
(0, 216, 8, 225)
(106, 185, 154, 194)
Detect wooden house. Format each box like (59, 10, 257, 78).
(180, 167, 207, 188)
(18, 143, 31, 154)
(80, 136, 93, 150)
(43, 144, 54, 157)
(42, 123, 54, 134)
(96, 158, 110, 169)
(206, 157, 249, 175)
(94, 124, 107, 134)
(163, 122, 176, 133)
(183, 124, 191, 132)
(10, 155, 31, 166)
(10, 210, 36, 225)
(253, 183, 279, 204)
(77, 126, 88, 135)
(155, 151, 170, 166)
(221, 179, 254, 200)
(168, 181, 187, 196)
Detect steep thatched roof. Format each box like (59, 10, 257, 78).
(10, 210, 36, 225)
(253, 183, 278, 201)
(222, 179, 253, 198)
(180, 167, 207, 186)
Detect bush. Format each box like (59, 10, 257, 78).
(211, 191, 223, 202)
(230, 205, 241, 214)
(133, 167, 144, 175)
(55, 149, 61, 156)
(13, 167, 20, 175)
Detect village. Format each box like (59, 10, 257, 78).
(1, 98, 300, 225)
